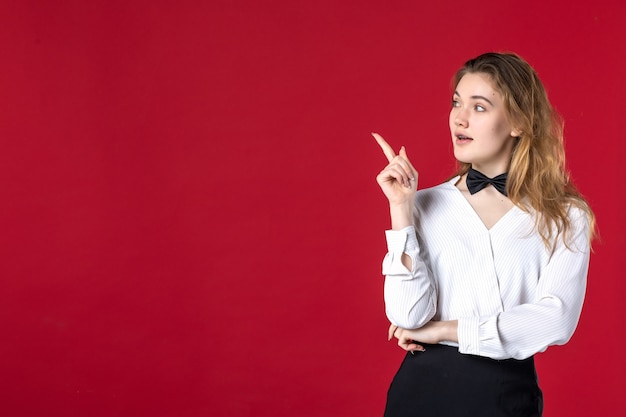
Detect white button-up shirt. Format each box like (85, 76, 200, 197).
(383, 177, 591, 360)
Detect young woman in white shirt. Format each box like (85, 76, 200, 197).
(374, 52, 595, 417)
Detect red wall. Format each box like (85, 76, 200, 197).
(1, 1, 624, 415)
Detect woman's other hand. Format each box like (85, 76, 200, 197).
(388, 323, 425, 352)
(388, 321, 459, 353)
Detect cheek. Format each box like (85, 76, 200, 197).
(493, 115, 513, 138)
(491, 119, 512, 139)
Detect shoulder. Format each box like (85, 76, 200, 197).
(565, 203, 593, 242)
(414, 177, 460, 206)
(544, 202, 593, 253)
(415, 177, 459, 201)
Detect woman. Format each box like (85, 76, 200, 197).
(373, 52, 595, 417)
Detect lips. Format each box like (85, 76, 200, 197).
(454, 130, 473, 141)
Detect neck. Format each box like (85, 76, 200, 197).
(470, 164, 508, 178)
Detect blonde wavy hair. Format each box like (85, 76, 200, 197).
(451, 52, 595, 249)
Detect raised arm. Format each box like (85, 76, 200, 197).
(374, 133, 437, 328)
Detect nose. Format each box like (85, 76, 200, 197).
(454, 108, 468, 127)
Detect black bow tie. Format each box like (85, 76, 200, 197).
(466, 168, 508, 196)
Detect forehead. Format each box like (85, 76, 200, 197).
(455, 73, 501, 100)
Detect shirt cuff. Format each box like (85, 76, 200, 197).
(457, 316, 481, 356)
(382, 226, 418, 276)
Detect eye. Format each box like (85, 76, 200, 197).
(451, 99, 460, 108)
(474, 104, 486, 112)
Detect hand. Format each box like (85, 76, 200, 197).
(373, 133, 418, 206)
(388, 321, 458, 352)
(388, 324, 425, 353)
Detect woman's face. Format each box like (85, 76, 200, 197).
(449, 72, 519, 176)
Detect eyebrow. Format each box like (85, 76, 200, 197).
(453, 91, 494, 106)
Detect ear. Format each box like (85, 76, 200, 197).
(510, 128, 521, 138)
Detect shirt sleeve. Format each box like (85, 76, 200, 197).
(457, 208, 591, 360)
(382, 225, 438, 329)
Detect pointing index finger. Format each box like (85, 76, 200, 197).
(372, 132, 396, 163)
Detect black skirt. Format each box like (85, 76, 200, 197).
(384, 344, 543, 417)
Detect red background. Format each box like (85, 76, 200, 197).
(1, 1, 624, 416)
